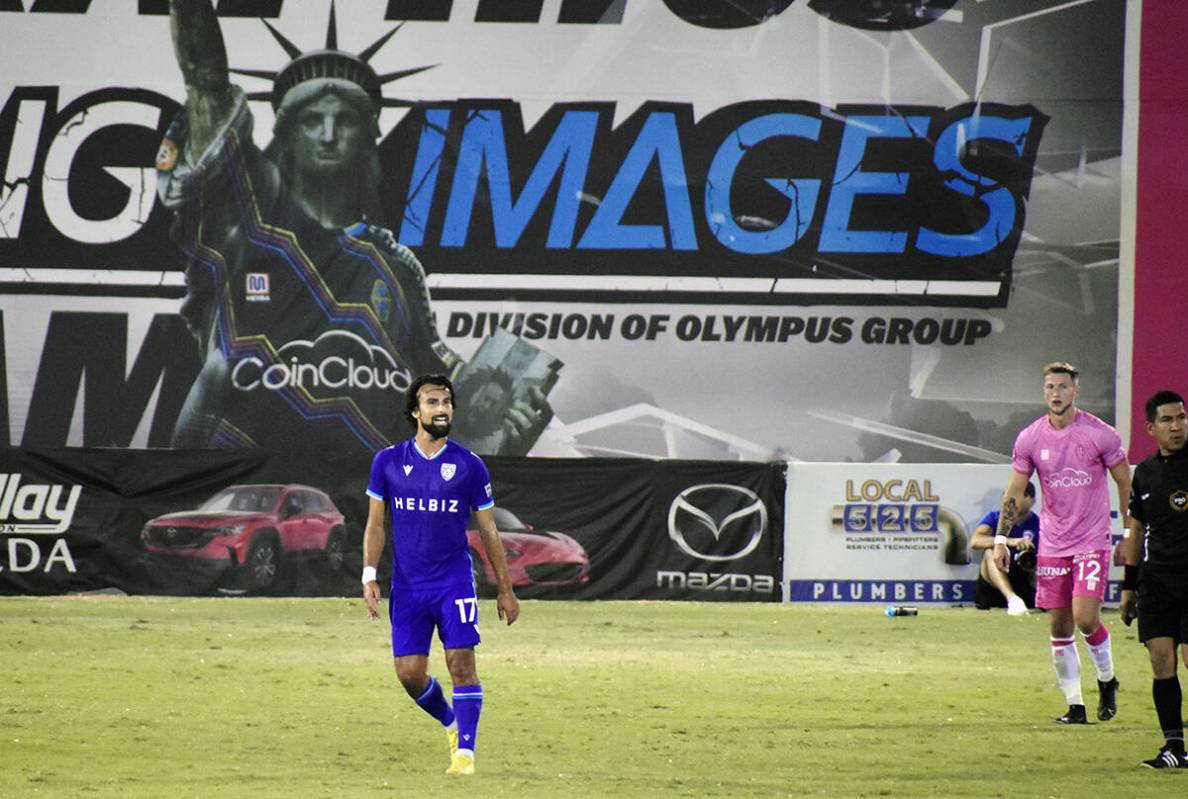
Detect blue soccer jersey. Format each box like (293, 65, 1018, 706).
(367, 439, 494, 591)
(978, 509, 1040, 562)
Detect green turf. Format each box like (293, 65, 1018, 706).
(0, 597, 1180, 797)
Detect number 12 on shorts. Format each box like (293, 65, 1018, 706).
(455, 597, 478, 623)
(1077, 558, 1101, 591)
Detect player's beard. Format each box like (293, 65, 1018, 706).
(422, 419, 451, 440)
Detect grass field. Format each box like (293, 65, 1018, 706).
(1, 597, 1182, 798)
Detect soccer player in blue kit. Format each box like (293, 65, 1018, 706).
(361, 375, 520, 776)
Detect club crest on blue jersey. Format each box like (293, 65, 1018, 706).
(370, 280, 392, 322)
(441, 463, 457, 481)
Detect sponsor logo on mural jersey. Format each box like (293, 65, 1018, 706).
(230, 330, 413, 395)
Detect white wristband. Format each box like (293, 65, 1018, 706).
(361, 566, 377, 584)
(993, 535, 1009, 547)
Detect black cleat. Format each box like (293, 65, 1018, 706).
(1097, 677, 1119, 721)
(1141, 747, 1188, 769)
(1056, 704, 1089, 724)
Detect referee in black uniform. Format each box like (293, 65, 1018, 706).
(1122, 390, 1188, 769)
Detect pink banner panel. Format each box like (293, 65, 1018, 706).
(1132, 2, 1188, 461)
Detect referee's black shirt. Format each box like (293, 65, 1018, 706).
(1130, 447, 1188, 566)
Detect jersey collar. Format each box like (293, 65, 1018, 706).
(1158, 446, 1188, 463)
(412, 439, 450, 461)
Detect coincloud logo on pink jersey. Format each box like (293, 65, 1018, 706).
(1044, 468, 1093, 489)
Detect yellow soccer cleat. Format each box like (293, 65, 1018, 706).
(446, 727, 458, 757)
(445, 752, 475, 776)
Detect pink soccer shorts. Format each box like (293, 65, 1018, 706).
(1034, 550, 1110, 609)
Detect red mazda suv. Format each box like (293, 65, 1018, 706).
(141, 484, 346, 593)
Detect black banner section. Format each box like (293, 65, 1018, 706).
(0, 449, 784, 601)
(493, 458, 785, 600)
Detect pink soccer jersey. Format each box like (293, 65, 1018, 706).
(1010, 410, 1127, 557)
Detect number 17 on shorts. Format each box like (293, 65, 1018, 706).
(455, 597, 478, 623)
(439, 590, 481, 649)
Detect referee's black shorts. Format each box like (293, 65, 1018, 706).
(1137, 564, 1188, 644)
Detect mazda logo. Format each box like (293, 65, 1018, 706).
(667, 484, 767, 561)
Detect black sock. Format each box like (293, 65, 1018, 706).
(1152, 676, 1184, 752)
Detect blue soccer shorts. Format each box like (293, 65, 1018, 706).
(389, 583, 481, 657)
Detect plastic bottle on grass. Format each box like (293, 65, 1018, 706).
(885, 606, 918, 617)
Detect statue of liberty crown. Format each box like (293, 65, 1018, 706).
(230, 1, 434, 116)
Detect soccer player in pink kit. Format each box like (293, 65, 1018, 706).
(994, 362, 1132, 724)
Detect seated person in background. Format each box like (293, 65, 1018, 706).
(970, 481, 1040, 615)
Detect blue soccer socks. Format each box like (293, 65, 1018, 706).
(452, 684, 484, 757)
(415, 676, 456, 728)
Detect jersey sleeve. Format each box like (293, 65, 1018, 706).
(366, 450, 388, 503)
(1128, 468, 1146, 524)
(469, 454, 495, 511)
(1096, 421, 1128, 469)
(387, 241, 463, 376)
(1010, 428, 1035, 477)
(156, 87, 269, 212)
(156, 87, 281, 353)
(978, 510, 999, 530)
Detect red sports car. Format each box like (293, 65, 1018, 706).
(467, 507, 589, 594)
(140, 484, 347, 593)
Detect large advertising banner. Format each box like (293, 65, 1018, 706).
(0, 1, 1128, 462)
(0, 447, 374, 597)
(784, 463, 1126, 605)
(1130, 1, 1188, 463)
(493, 457, 785, 601)
(0, 447, 783, 601)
